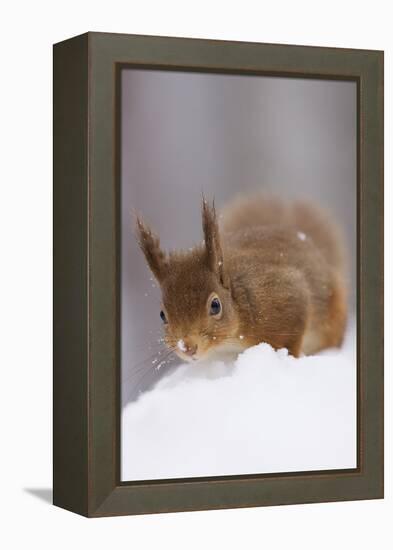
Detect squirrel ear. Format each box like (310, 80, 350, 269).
(201, 198, 230, 289)
(135, 217, 168, 282)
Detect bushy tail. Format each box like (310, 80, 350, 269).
(220, 194, 346, 273)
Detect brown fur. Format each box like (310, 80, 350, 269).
(135, 195, 348, 361)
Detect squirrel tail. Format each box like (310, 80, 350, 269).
(220, 194, 346, 274)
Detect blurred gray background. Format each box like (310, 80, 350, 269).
(121, 69, 356, 405)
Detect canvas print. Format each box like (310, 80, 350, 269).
(119, 69, 357, 481)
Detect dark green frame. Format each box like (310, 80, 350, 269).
(53, 32, 384, 517)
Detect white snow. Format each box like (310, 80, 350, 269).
(177, 339, 187, 352)
(122, 320, 357, 481)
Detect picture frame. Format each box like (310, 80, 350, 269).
(53, 32, 384, 517)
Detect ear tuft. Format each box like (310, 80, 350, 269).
(201, 198, 230, 289)
(135, 216, 167, 282)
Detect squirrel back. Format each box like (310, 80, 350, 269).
(220, 195, 345, 274)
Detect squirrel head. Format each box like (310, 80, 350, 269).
(136, 199, 241, 362)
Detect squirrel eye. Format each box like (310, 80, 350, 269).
(160, 310, 168, 324)
(210, 297, 221, 316)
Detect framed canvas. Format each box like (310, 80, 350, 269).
(53, 32, 384, 517)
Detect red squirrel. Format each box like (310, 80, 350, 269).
(136, 195, 347, 362)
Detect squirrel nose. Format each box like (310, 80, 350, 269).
(184, 344, 197, 356)
(177, 338, 198, 357)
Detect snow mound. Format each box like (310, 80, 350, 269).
(122, 321, 357, 481)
